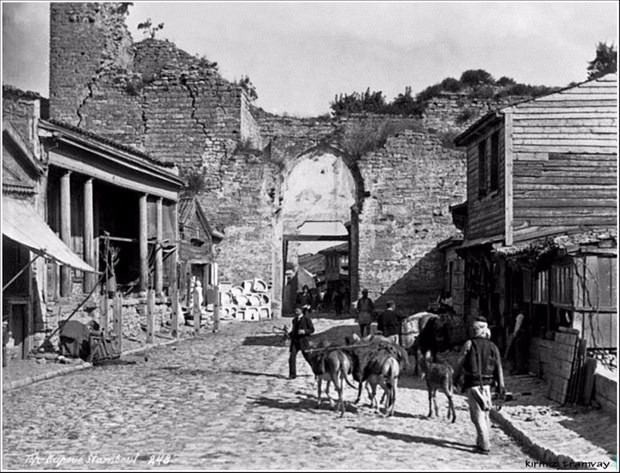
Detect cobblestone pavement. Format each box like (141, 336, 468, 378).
(3, 317, 543, 470)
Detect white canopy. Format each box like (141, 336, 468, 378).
(2, 196, 96, 273)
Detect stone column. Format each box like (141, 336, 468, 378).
(83, 178, 95, 292)
(155, 197, 164, 297)
(139, 194, 148, 294)
(60, 170, 72, 297)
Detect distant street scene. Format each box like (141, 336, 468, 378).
(2, 2, 617, 471)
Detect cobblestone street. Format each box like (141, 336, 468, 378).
(3, 318, 542, 470)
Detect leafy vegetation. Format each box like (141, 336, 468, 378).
(330, 68, 560, 118)
(137, 18, 164, 39)
(339, 120, 421, 159)
(238, 75, 258, 101)
(180, 166, 208, 197)
(587, 42, 617, 79)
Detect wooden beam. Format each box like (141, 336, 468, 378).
(146, 289, 155, 344)
(155, 197, 164, 296)
(504, 110, 514, 247)
(139, 194, 148, 294)
(49, 150, 179, 201)
(60, 170, 72, 297)
(83, 178, 95, 293)
(283, 234, 349, 242)
(171, 200, 179, 337)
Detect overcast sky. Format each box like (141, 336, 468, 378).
(2, 1, 618, 116)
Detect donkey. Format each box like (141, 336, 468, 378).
(301, 339, 355, 417)
(417, 350, 456, 423)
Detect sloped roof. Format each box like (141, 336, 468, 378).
(178, 196, 224, 242)
(495, 229, 617, 258)
(42, 119, 176, 169)
(319, 242, 349, 255)
(454, 73, 618, 146)
(298, 252, 326, 275)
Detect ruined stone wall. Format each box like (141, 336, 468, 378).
(48, 3, 525, 314)
(203, 151, 281, 284)
(422, 92, 531, 133)
(49, 3, 134, 128)
(357, 130, 467, 313)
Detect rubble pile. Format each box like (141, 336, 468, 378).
(219, 279, 271, 322)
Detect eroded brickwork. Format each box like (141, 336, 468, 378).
(48, 3, 524, 313)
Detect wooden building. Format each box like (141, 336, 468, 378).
(178, 196, 223, 307)
(2, 119, 94, 359)
(452, 73, 617, 374)
(39, 119, 185, 301)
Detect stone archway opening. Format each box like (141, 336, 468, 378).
(273, 147, 363, 318)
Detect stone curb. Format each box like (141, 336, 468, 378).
(2, 336, 189, 392)
(490, 408, 587, 470)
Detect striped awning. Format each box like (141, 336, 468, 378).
(2, 196, 96, 272)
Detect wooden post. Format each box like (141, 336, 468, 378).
(113, 293, 122, 354)
(193, 285, 201, 336)
(83, 178, 95, 293)
(146, 289, 155, 344)
(213, 288, 220, 333)
(139, 194, 148, 294)
(171, 201, 179, 338)
(100, 295, 108, 334)
(171, 284, 179, 338)
(60, 170, 72, 297)
(155, 197, 164, 297)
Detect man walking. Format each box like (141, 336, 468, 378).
(377, 300, 402, 344)
(356, 289, 375, 337)
(455, 317, 505, 455)
(288, 306, 315, 379)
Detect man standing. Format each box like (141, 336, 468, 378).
(288, 306, 315, 379)
(377, 300, 402, 344)
(356, 289, 375, 337)
(505, 303, 528, 374)
(455, 317, 505, 455)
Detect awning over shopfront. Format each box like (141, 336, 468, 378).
(2, 196, 96, 272)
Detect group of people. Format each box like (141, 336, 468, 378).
(295, 284, 351, 315)
(286, 288, 507, 456)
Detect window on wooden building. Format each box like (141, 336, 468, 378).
(533, 269, 549, 303)
(551, 264, 573, 306)
(490, 131, 499, 192)
(478, 140, 487, 198)
(574, 255, 617, 310)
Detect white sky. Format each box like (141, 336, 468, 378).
(2, 1, 618, 116)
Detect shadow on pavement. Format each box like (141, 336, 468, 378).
(251, 395, 360, 415)
(157, 366, 219, 376)
(353, 427, 475, 453)
(229, 369, 289, 380)
(242, 334, 288, 347)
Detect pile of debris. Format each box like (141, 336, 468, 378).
(219, 279, 271, 322)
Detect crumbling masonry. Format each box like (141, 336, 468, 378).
(49, 2, 522, 315)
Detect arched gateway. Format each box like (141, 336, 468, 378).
(271, 145, 366, 318)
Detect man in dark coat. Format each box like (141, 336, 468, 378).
(288, 306, 315, 379)
(454, 317, 505, 455)
(356, 289, 375, 337)
(377, 301, 403, 344)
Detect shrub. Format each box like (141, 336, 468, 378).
(456, 107, 477, 125)
(460, 69, 495, 87)
(496, 76, 516, 87)
(441, 77, 462, 92)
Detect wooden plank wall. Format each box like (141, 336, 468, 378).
(512, 74, 618, 242)
(466, 123, 505, 240)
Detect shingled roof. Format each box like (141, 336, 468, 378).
(43, 119, 176, 169)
